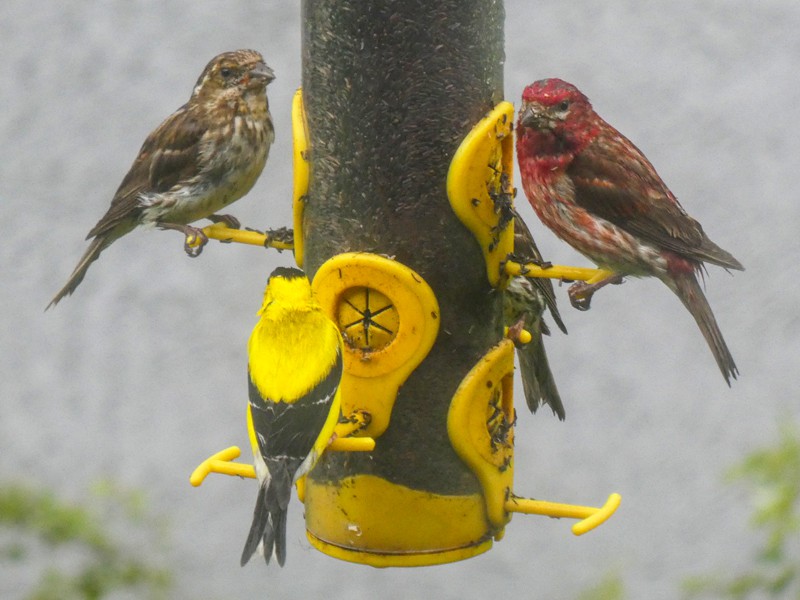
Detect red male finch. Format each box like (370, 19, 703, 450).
(48, 49, 275, 309)
(515, 78, 743, 385)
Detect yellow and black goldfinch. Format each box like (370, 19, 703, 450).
(241, 267, 343, 567)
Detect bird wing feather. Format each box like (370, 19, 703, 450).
(568, 131, 742, 270)
(568, 132, 706, 252)
(86, 103, 206, 239)
(247, 349, 343, 467)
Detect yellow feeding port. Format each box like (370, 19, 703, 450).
(311, 252, 440, 439)
(292, 87, 310, 268)
(448, 101, 516, 288)
(448, 338, 516, 531)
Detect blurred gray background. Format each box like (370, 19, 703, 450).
(2, 1, 797, 598)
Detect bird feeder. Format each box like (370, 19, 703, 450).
(190, 0, 619, 568)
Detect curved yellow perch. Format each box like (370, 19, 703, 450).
(190, 446, 254, 487)
(505, 492, 622, 536)
(186, 223, 294, 250)
(190, 436, 376, 487)
(504, 260, 612, 285)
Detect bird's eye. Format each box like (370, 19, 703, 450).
(220, 67, 234, 78)
(557, 100, 570, 112)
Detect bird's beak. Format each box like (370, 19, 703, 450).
(518, 104, 548, 130)
(249, 62, 276, 86)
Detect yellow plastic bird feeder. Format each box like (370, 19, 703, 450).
(191, 0, 624, 566)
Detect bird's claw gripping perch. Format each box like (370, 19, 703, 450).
(157, 222, 209, 257)
(505, 317, 532, 347)
(567, 274, 625, 311)
(183, 226, 209, 257)
(568, 281, 595, 311)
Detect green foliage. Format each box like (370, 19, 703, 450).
(683, 422, 800, 599)
(577, 572, 626, 600)
(0, 480, 172, 600)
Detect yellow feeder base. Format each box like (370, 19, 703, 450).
(304, 474, 494, 567)
(307, 535, 493, 569)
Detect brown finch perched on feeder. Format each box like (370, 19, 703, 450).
(48, 49, 275, 309)
(515, 78, 743, 384)
(505, 208, 568, 420)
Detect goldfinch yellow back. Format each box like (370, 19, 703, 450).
(241, 266, 343, 567)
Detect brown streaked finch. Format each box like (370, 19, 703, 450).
(505, 207, 568, 420)
(48, 49, 275, 309)
(515, 78, 743, 385)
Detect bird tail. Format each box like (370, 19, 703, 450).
(668, 272, 738, 385)
(46, 236, 109, 310)
(517, 329, 566, 420)
(240, 467, 291, 567)
(696, 236, 744, 272)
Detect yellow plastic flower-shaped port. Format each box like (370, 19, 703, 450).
(312, 252, 440, 439)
